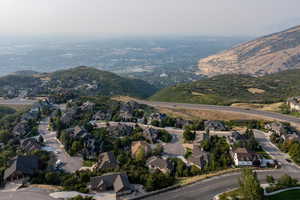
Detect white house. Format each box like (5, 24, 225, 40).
(287, 97, 300, 112)
(232, 148, 259, 167)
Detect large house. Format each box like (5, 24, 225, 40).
(21, 138, 41, 152)
(287, 97, 300, 112)
(204, 120, 226, 131)
(4, 156, 40, 183)
(90, 172, 132, 195)
(231, 148, 260, 167)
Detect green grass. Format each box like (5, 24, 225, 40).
(266, 189, 300, 200)
(150, 69, 300, 105)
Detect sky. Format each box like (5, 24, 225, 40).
(0, 0, 300, 37)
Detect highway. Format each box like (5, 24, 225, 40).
(0, 98, 37, 105)
(137, 100, 300, 128)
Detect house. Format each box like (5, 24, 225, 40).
(227, 131, 247, 145)
(21, 138, 41, 152)
(147, 157, 173, 174)
(61, 107, 78, 126)
(143, 128, 160, 143)
(204, 120, 226, 131)
(131, 141, 152, 158)
(80, 101, 95, 112)
(148, 113, 167, 125)
(264, 122, 288, 136)
(287, 97, 300, 112)
(93, 110, 112, 121)
(231, 148, 260, 166)
(188, 146, 209, 169)
(4, 156, 40, 183)
(12, 121, 30, 137)
(175, 118, 192, 129)
(107, 123, 134, 137)
(72, 126, 88, 138)
(94, 152, 119, 171)
(284, 133, 300, 142)
(90, 172, 132, 195)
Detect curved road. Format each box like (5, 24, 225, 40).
(137, 100, 300, 128)
(136, 100, 300, 200)
(2, 100, 300, 200)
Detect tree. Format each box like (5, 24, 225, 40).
(71, 141, 82, 155)
(266, 175, 275, 185)
(183, 128, 195, 142)
(239, 168, 264, 200)
(135, 147, 146, 161)
(38, 135, 44, 144)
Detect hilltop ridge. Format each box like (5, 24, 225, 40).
(198, 25, 300, 77)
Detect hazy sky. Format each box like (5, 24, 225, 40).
(1, 0, 300, 37)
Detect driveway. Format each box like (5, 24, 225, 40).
(39, 118, 83, 173)
(254, 129, 300, 173)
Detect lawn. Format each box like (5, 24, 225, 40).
(266, 189, 300, 200)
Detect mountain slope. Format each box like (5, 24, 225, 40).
(0, 66, 157, 99)
(150, 69, 300, 105)
(198, 25, 300, 77)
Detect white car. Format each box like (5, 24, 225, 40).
(55, 160, 63, 168)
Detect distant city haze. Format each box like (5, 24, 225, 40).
(0, 0, 300, 37)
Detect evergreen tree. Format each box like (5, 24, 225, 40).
(239, 168, 264, 200)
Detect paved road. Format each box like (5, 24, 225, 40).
(0, 98, 37, 105)
(134, 100, 300, 200)
(143, 170, 300, 200)
(141, 129, 300, 200)
(39, 118, 83, 173)
(0, 188, 56, 200)
(137, 100, 300, 128)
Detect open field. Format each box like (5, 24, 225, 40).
(158, 106, 266, 121)
(231, 102, 284, 112)
(266, 189, 300, 200)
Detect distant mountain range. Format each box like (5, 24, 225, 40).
(150, 69, 300, 105)
(198, 25, 300, 77)
(0, 66, 157, 99)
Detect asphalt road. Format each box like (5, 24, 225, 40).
(0, 98, 37, 105)
(39, 117, 83, 173)
(0, 189, 56, 200)
(136, 100, 300, 200)
(137, 100, 300, 128)
(143, 170, 300, 200)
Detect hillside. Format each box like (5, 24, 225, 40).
(198, 25, 300, 77)
(0, 66, 157, 99)
(150, 69, 300, 105)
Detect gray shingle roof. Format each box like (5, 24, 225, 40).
(97, 151, 119, 170)
(4, 156, 39, 180)
(90, 172, 132, 193)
